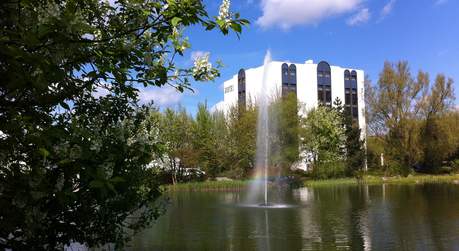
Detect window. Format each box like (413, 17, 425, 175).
(344, 70, 351, 88)
(352, 90, 358, 106)
(318, 87, 324, 103)
(282, 63, 289, 85)
(344, 70, 350, 81)
(288, 64, 297, 85)
(317, 61, 331, 106)
(281, 63, 297, 97)
(351, 71, 358, 89)
(345, 89, 351, 104)
(344, 70, 359, 122)
(345, 106, 351, 116)
(325, 86, 331, 104)
(238, 69, 246, 108)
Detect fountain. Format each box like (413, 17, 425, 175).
(242, 51, 293, 209)
(257, 50, 271, 206)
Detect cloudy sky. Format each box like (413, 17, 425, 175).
(142, 0, 459, 114)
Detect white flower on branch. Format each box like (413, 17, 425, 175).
(192, 53, 217, 81)
(217, 0, 231, 28)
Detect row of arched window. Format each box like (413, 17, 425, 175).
(317, 61, 359, 121)
(237, 62, 359, 122)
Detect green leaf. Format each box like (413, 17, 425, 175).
(38, 148, 50, 158)
(110, 176, 125, 183)
(89, 180, 104, 189)
(231, 23, 242, 33)
(171, 17, 182, 27)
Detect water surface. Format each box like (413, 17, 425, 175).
(129, 184, 459, 251)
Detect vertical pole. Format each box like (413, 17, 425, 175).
(380, 153, 384, 167)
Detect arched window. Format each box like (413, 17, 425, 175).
(351, 70, 358, 120)
(351, 70, 357, 87)
(317, 61, 331, 106)
(344, 70, 351, 116)
(344, 70, 359, 122)
(238, 69, 246, 108)
(288, 64, 297, 85)
(281, 63, 289, 85)
(344, 70, 351, 87)
(281, 63, 297, 97)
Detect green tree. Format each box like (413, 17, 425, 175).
(193, 103, 220, 177)
(333, 98, 366, 176)
(270, 93, 300, 173)
(420, 74, 456, 171)
(0, 0, 248, 249)
(225, 104, 257, 178)
(210, 110, 230, 176)
(300, 105, 346, 178)
(366, 61, 455, 174)
(158, 107, 195, 184)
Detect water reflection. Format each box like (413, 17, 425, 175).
(128, 184, 459, 251)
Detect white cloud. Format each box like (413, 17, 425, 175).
(90, 79, 183, 107)
(256, 0, 363, 29)
(347, 8, 370, 26)
(380, 0, 396, 18)
(138, 86, 183, 106)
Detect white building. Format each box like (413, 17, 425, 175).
(216, 59, 367, 170)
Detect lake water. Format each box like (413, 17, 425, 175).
(129, 184, 459, 251)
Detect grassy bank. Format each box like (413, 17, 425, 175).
(163, 180, 250, 192)
(162, 174, 459, 192)
(303, 174, 459, 187)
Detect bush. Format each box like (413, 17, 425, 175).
(310, 161, 346, 179)
(451, 159, 459, 171)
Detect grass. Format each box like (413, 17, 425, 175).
(303, 174, 459, 187)
(161, 174, 459, 192)
(163, 180, 250, 192)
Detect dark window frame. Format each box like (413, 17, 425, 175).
(317, 61, 332, 106)
(281, 63, 297, 97)
(344, 69, 359, 122)
(238, 69, 246, 108)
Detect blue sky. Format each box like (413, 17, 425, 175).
(146, 0, 459, 114)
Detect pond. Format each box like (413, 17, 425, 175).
(128, 184, 459, 251)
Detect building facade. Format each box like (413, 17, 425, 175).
(217, 60, 366, 170)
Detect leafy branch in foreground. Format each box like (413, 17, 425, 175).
(0, 0, 248, 249)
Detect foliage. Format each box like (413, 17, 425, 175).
(156, 107, 196, 184)
(0, 0, 248, 249)
(310, 161, 346, 179)
(300, 105, 346, 178)
(270, 93, 300, 172)
(193, 103, 220, 178)
(163, 180, 249, 192)
(366, 61, 456, 174)
(333, 98, 366, 176)
(224, 105, 257, 178)
(303, 174, 459, 187)
(366, 136, 385, 169)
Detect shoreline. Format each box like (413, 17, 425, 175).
(162, 174, 459, 191)
(303, 174, 459, 187)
